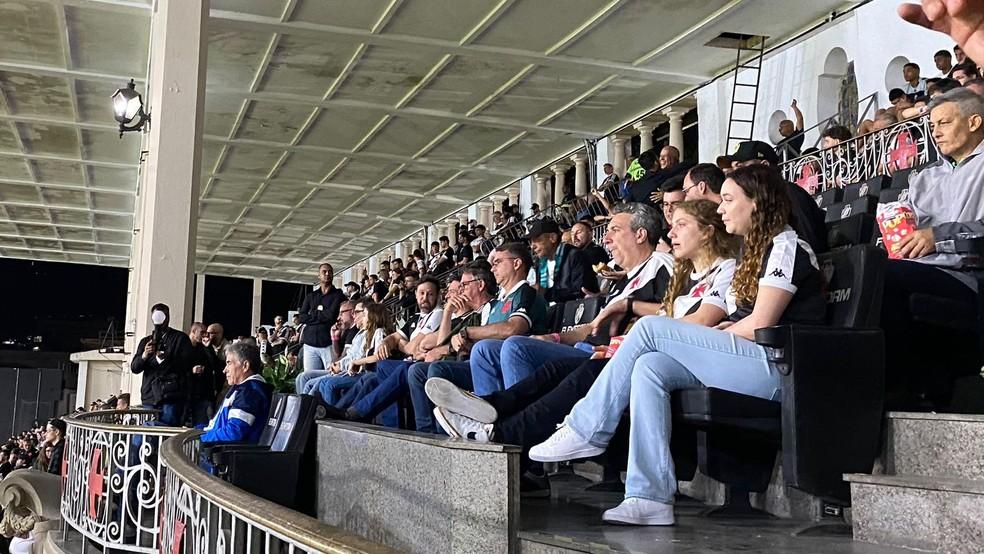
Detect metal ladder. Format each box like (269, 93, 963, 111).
(724, 35, 766, 155)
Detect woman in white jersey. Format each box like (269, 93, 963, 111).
(424, 201, 740, 496)
(530, 164, 825, 525)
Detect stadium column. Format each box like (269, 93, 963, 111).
(609, 133, 632, 178)
(550, 163, 570, 205)
(533, 174, 550, 209)
(193, 274, 205, 322)
(663, 106, 689, 159)
(507, 187, 520, 207)
(633, 119, 659, 153)
(570, 152, 589, 197)
(251, 278, 262, 331)
(121, 0, 207, 404)
(444, 219, 458, 241)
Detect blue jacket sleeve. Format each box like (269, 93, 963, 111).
(201, 385, 269, 444)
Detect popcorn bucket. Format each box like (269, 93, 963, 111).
(876, 202, 917, 259)
(604, 336, 625, 359)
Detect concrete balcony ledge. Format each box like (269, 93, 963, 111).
(316, 421, 520, 554)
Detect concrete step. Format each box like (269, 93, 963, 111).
(885, 411, 984, 481)
(845, 473, 984, 552)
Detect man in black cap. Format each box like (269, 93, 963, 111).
(527, 219, 598, 302)
(344, 281, 362, 301)
(731, 140, 828, 254)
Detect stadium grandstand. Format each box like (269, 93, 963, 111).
(0, 0, 982, 553)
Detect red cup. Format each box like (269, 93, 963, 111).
(605, 336, 625, 359)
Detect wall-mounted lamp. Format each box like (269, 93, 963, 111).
(111, 79, 150, 138)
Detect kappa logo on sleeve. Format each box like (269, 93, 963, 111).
(769, 268, 787, 279)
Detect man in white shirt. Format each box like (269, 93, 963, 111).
(903, 62, 928, 97)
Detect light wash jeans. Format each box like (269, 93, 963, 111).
(302, 344, 336, 371)
(469, 336, 590, 396)
(296, 369, 331, 395)
(565, 315, 779, 504)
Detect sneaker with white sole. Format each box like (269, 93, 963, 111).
(529, 424, 604, 462)
(425, 377, 498, 423)
(602, 497, 674, 526)
(433, 407, 492, 442)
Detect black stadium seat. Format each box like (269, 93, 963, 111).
(878, 187, 909, 205)
(206, 393, 317, 511)
(560, 296, 604, 332)
(814, 187, 843, 210)
(889, 161, 933, 190)
(827, 213, 877, 248)
(672, 245, 886, 513)
(842, 175, 890, 202)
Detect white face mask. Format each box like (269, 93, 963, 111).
(151, 310, 166, 325)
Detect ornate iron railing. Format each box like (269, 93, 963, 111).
(780, 114, 935, 194)
(61, 409, 183, 553)
(158, 430, 395, 554)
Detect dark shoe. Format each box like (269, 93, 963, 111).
(521, 472, 551, 499)
(343, 407, 371, 423)
(315, 403, 348, 420)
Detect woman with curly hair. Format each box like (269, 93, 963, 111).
(530, 164, 825, 526)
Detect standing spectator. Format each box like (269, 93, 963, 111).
(600, 163, 620, 189)
(774, 99, 805, 159)
(529, 204, 544, 221)
(202, 323, 228, 363)
(455, 230, 475, 266)
(129, 303, 194, 426)
(903, 62, 928, 97)
(297, 263, 345, 372)
(188, 322, 219, 426)
(470, 225, 495, 257)
(42, 418, 65, 475)
(344, 281, 362, 301)
(936, 49, 955, 77)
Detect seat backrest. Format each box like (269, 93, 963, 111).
(257, 393, 287, 447)
(815, 187, 843, 209)
(819, 244, 887, 328)
(878, 186, 909, 205)
(269, 394, 316, 452)
(560, 297, 604, 332)
(843, 175, 890, 202)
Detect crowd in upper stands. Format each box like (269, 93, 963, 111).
(0, 419, 65, 480)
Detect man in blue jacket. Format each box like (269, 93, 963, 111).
(201, 342, 273, 445)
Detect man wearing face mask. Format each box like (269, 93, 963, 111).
(129, 303, 194, 426)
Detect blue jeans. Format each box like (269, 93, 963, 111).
(565, 316, 779, 504)
(189, 399, 213, 427)
(350, 360, 412, 427)
(336, 373, 379, 410)
(296, 370, 331, 395)
(302, 344, 335, 371)
(470, 336, 591, 396)
(149, 402, 184, 427)
(316, 373, 361, 404)
(408, 360, 473, 433)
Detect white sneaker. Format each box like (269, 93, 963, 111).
(425, 377, 498, 423)
(433, 407, 491, 442)
(529, 424, 604, 462)
(602, 498, 675, 526)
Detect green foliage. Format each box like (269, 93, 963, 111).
(262, 354, 299, 393)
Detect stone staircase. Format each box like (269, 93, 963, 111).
(845, 412, 984, 552)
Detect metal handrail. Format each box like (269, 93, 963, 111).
(777, 92, 880, 163)
(61, 409, 185, 553)
(158, 430, 396, 554)
(779, 113, 934, 194)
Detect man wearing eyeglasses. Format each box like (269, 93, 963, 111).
(408, 246, 548, 433)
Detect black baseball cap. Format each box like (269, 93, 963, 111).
(344, 281, 359, 288)
(525, 218, 562, 240)
(732, 140, 780, 165)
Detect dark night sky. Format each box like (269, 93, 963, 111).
(1, 258, 311, 352)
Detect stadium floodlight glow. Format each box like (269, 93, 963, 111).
(111, 79, 150, 138)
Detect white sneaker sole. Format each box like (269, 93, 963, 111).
(529, 442, 605, 463)
(433, 407, 462, 439)
(425, 378, 498, 423)
(602, 509, 674, 526)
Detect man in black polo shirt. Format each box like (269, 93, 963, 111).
(295, 263, 345, 385)
(130, 303, 194, 426)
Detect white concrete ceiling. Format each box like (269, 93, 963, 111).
(0, 0, 859, 282)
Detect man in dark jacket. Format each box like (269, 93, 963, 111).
(130, 303, 194, 426)
(298, 263, 346, 370)
(187, 322, 220, 426)
(627, 147, 695, 207)
(526, 219, 598, 302)
(731, 140, 829, 254)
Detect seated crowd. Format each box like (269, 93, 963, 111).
(283, 75, 983, 526)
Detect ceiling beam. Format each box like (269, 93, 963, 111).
(207, 10, 710, 85)
(0, 60, 142, 84)
(0, 150, 137, 169)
